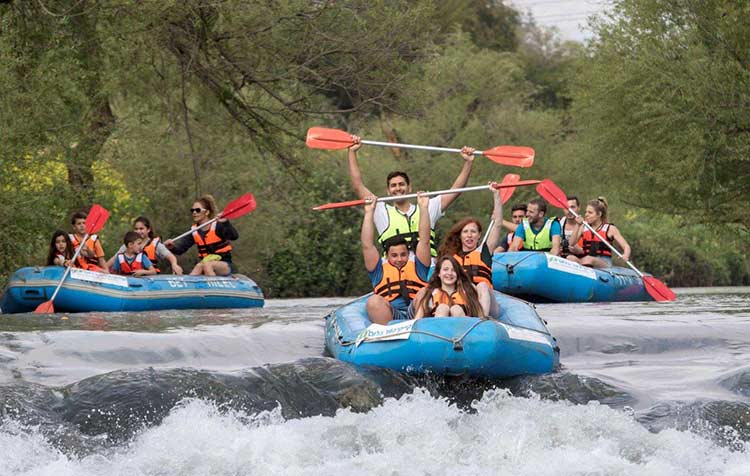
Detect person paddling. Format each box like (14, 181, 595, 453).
(347, 135, 474, 259)
(566, 197, 631, 269)
(69, 211, 108, 272)
(107, 216, 183, 275)
(558, 195, 585, 259)
(508, 198, 562, 256)
(165, 194, 239, 276)
(362, 192, 432, 325)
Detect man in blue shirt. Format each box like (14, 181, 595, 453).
(509, 198, 562, 256)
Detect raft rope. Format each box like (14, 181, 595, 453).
(339, 317, 491, 350)
(504, 252, 538, 274)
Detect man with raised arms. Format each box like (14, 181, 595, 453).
(347, 136, 474, 259)
(362, 193, 432, 325)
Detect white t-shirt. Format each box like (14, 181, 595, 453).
(373, 196, 443, 235)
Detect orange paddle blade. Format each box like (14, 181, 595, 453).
(483, 146, 535, 168)
(535, 179, 568, 209)
(34, 300, 55, 314)
(644, 276, 676, 302)
(498, 174, 521, 204)
(306, 127, 355, 150)
(313, 199, 366, 211)
(222, 193, 257, 219)
(86, 204, 110, 234)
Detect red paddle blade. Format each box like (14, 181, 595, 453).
(536, 179, 568, 209)
(498, 174, 520, 204)
(644, 276, 676, 302)
(482, 146, 535, 168)
(313, 199, 366, 211)
(306, 127, 355, 150)
(34, 300, 55, 314)
(222, 193, 257, 219)
(86, 204, 110, 234)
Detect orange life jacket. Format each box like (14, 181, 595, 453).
(582, 223, 613, 257)
(116, 252, 145, 275)
(454, 249, 492, 287)
(192, 222, 232, 259)
(373, 258, 427, 303)
(141, 237, 161, 273)
(430, 288, 468, 314)
(69, 234, 101, 270)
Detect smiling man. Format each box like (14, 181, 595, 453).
(347, 135, 474, 258)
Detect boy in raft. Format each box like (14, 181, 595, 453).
(362, 192, 432, 325)
(508, 198, 562, 256)
(69, 211, 109, 272)
(110, 231, 157, 277)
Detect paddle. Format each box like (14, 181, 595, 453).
(536, 179, 676, 302)
(480, 174, 520, 249)
(306, 127, 535, 168)
(34, 204, 110, 314)
(313, 180, 541, 211)
(168, 193, 257, 242)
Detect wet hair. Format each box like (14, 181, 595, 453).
(438, 217, 483, 257)
(382, 236, 409, 254)
(567, 195, 580, 207)
(196, 194, 219, 219)
(386, 171, 410, 186)
(528, 198, 547, 216)
(511, 204, 527, 214)
(419, 255, 484, 318)
(70, 211, 87, 225)
(123, 230, 141, 246)
(134, 216, 154, 239)
(46, 229, 73, 266)
(587, 196, 609, 222)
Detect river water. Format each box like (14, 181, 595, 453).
(1, 288, 749, 475)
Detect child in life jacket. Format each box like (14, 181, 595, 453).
(46, 229, 74, 267)
(110, 231, 157, 277)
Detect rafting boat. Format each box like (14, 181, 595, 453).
(0, 266, 264, 314)
(325, 291, 559, 379)
(492, 252, 653, 303)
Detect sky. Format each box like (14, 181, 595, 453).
(507, 0, 612, 43)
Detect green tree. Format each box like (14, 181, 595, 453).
(573, 0, 750, 226)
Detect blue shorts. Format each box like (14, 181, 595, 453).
(390, 301, 416, 320)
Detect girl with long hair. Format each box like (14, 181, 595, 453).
(414, 255, 485, 318)
(46, 229, 73, 266)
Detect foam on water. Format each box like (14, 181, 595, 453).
(2, 389, 748, 476)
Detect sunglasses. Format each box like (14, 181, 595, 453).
(190, 208, 206, 213)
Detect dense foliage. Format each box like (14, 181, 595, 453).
(1, 0, 747, 295)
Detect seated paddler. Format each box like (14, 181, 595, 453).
(362, 192, 432, 325)
(508, 198, 562, 256)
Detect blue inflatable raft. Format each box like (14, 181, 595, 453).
(325, 291, 559, 379)
(492, 252, 653, 303)
(1, 266, 264, 314)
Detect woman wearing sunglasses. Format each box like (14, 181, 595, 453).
(165, 194, 239, 276)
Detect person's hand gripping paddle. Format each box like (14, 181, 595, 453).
(536, 179, 676, 302)
(35, 204, 110, 314)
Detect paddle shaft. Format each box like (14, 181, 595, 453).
(47, 232, 89, 303)
(566, 208, 644, 278)
(361, 139, 485, 156)
(169, 217, 219, 242)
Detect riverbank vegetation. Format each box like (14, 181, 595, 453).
(1, 0, 748, 294)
